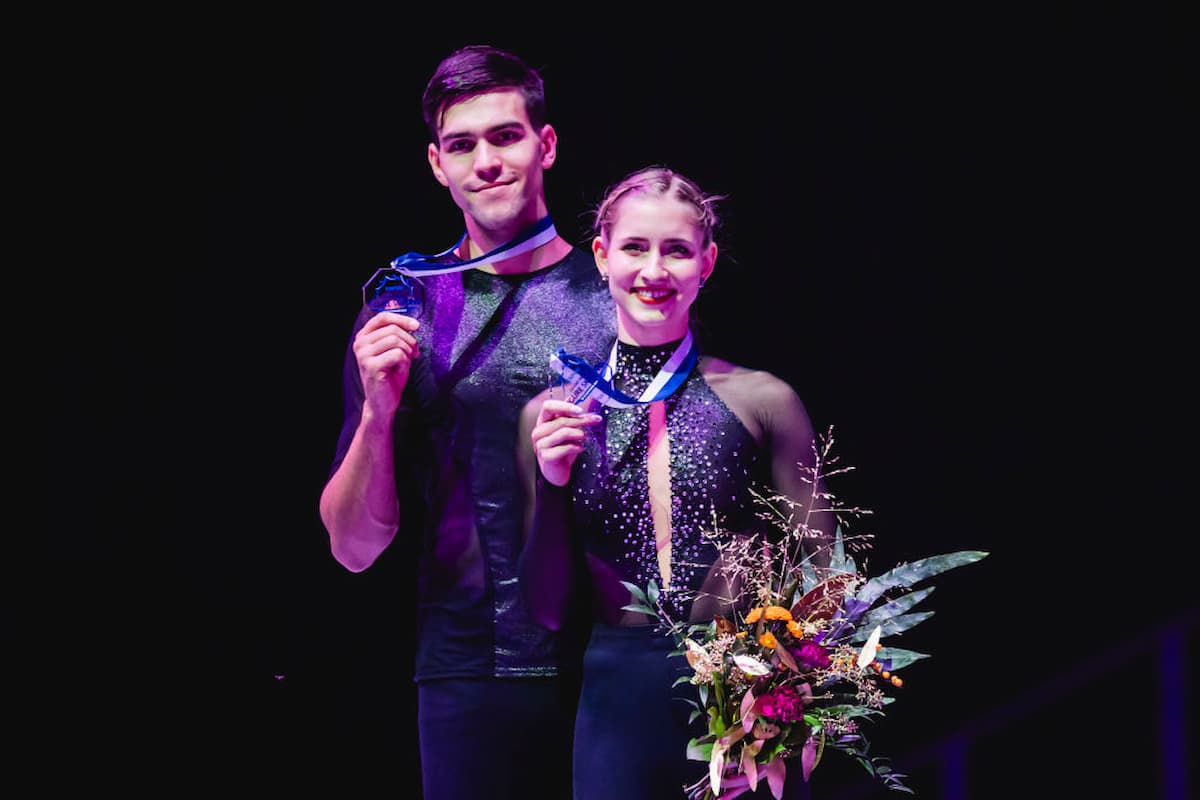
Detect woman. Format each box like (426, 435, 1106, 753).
(519, 166, 833, 799)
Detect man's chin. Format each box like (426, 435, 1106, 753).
(472, 202, 532, 233)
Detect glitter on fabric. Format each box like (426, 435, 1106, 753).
(340, 249, 617, 681)
(570, 340, 769, 623)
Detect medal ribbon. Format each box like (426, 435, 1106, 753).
(549, 329, 698, 409)
(389, 215, 558, 276)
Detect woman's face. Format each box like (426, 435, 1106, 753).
(593, 192, 716, 346)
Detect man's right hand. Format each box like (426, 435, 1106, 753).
(354, 312, 421, 417)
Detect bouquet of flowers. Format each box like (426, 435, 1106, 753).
(624, 431, 988, 799)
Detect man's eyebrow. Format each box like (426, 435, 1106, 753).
(441, 121, 525, 142)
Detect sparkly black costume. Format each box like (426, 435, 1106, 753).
(555, 340, 811, 799)
(332, 249, 615, 679)
(570, 340, 770, 625)
(330, 249, 615, 799)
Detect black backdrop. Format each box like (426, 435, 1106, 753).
(122, 7, 1195, 798)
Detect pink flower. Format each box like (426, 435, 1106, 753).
(791, 640, 831, 670)
(759, 684, 809, 724)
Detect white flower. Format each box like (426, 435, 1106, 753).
(733, 653, 771, 676)
(856, 625, 882, 669)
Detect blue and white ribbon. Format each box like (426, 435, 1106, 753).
(549, 329, 698, 409)
(389, 215, 558, 276)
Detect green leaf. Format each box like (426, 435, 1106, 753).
(874, 646, 930, 669)
(647, 579, 660, 606)
(818, 703, 886, 721)
(857, 587, 934, 630)
(801, 558, 819, 594)
(849, 611, 935, 641)
(687, 738, 713, 761)
(823, 523, 860, 577)
(620, 580, 648, 606)
(621, 603, 657, 616)
(855, 550, 988, 607)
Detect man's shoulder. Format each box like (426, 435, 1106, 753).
(553, 245, 598, 275)
(533, 247, 609, 298)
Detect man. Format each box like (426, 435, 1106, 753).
(319, 45, 614, 799)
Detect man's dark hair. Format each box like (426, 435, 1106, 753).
(421, 44, 547, 143)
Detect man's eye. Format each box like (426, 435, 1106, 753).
(493, 130, 522, 145)
(446, 140, 473, 153)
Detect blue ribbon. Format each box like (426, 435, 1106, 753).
(549, 329, 699, 409)
(364, 215, 559, 313)
(389, 215, 557, 276)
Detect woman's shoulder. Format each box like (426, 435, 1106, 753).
(699, 356, 797, 399)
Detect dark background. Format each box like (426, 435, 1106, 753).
(70, 6, 1196, 798)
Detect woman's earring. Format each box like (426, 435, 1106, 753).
(600, 272, 609, 283)
(699, 277, 706, 288)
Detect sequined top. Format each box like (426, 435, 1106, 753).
(331, 248, 616, 680)
(568, 339, 772, 624)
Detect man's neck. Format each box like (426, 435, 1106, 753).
(462, 213, 572, 275)
(469, 235, 573, 275)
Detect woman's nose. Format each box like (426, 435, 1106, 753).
(640, 251, 669, 278)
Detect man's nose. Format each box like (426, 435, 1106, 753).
(474, 142, 502, 174)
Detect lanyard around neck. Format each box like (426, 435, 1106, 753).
(389, 215, 557, 276)
(549, 329, 698, 409)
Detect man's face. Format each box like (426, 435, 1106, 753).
(427, 88, 553, 236)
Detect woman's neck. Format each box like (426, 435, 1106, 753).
(616, 323, 690, 348)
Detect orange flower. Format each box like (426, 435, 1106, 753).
(758, 631, 778, 649)
(744, 607, 764, 624)
(764, 606, 793, 621)
(786, 620, 804, 638)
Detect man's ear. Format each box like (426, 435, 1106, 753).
(427, 142, 449, 187)
(540, 124, 558, 169)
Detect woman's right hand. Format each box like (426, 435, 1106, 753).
(531, 397, 602, 486)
